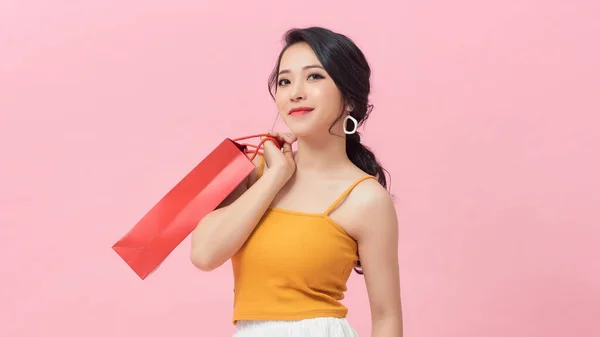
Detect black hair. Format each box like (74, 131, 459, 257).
(268, 27, 391, 274)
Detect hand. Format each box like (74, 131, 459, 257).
(261, 130, 297, 183)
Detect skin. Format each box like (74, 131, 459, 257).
(274, 41, 403, 337)
(190, 42, 402, 336)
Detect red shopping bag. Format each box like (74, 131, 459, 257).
(112, 134, 280, 280)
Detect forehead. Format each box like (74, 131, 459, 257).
(279, 42, 322, 69)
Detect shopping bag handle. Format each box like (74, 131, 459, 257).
(233, 133, 281, 161)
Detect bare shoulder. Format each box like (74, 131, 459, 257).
(333, 175, 398, 240)
(350, 176, 392, 207)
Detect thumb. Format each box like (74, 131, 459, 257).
(282, 142, 293, 159)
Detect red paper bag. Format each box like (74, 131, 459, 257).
(112, 134, 280, 280)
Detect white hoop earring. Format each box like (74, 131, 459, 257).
(344, 115, 358, 135)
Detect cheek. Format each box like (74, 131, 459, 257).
(275, 92, 286, 114)
(310, 86, 331, 107)
(313, 85, 343, 119)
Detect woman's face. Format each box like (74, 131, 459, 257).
(275, 42, 345, 138)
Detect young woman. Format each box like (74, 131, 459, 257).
(190, 26, 403, 337)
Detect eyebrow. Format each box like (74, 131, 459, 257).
(278, 65, 324, 75)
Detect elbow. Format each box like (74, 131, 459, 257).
(189, 219, 220, 272)
(190, 247, 220, 272)
(189, 215, 228, 272)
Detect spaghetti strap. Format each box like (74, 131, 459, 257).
(257, 155, 265, 178)
(324, 175, 378, 216)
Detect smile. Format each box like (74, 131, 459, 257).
(289, 107, 314, 116)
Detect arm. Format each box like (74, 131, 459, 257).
(190, 132, 296, 271)
(189, 154, 287, 271)
(354, 184, 403, 337)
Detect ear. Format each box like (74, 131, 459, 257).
(342, 98, 356, 116)
(345, 101, 354, 112)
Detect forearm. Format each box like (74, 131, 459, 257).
(190, 170, 286, 270)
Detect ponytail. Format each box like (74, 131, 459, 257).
(345, 132, 388, 190)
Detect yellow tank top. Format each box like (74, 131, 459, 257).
(230, 156, 377, 323)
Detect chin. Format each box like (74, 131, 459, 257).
(289, 126, 332, 141)
(283, 115, 330, 138)
(287, 124, 316, 138)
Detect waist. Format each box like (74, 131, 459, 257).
(234, 317, 358, 337)
(232, 290, 349, 322)
(233, 307, 348, 323)
(232, 282, 349, 323)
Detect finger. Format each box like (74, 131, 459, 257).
(262, 137, 278, 151)
(282, 142, 293, 157)
(261, 133, 280, 152)
(264, 130, 278, 138)
(263, 130, 275, 139)
(263, 131, 288, 149)
(262, 130, 277, 143)
(281, 132, 297, 144)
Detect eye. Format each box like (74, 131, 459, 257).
(308, 73, 325, 80)
(277, 78, 290, 86)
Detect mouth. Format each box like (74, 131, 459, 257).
(289, 107, 314, 116)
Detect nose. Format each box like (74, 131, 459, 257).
(289, 81, 306, 102)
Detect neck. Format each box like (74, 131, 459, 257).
(294, 133, 350, 174)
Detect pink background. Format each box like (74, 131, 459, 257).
(1, 1, 599, 336)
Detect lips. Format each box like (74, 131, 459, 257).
(289, 107, 314, 116)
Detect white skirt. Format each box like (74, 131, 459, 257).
(233, 317, 359, 337)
